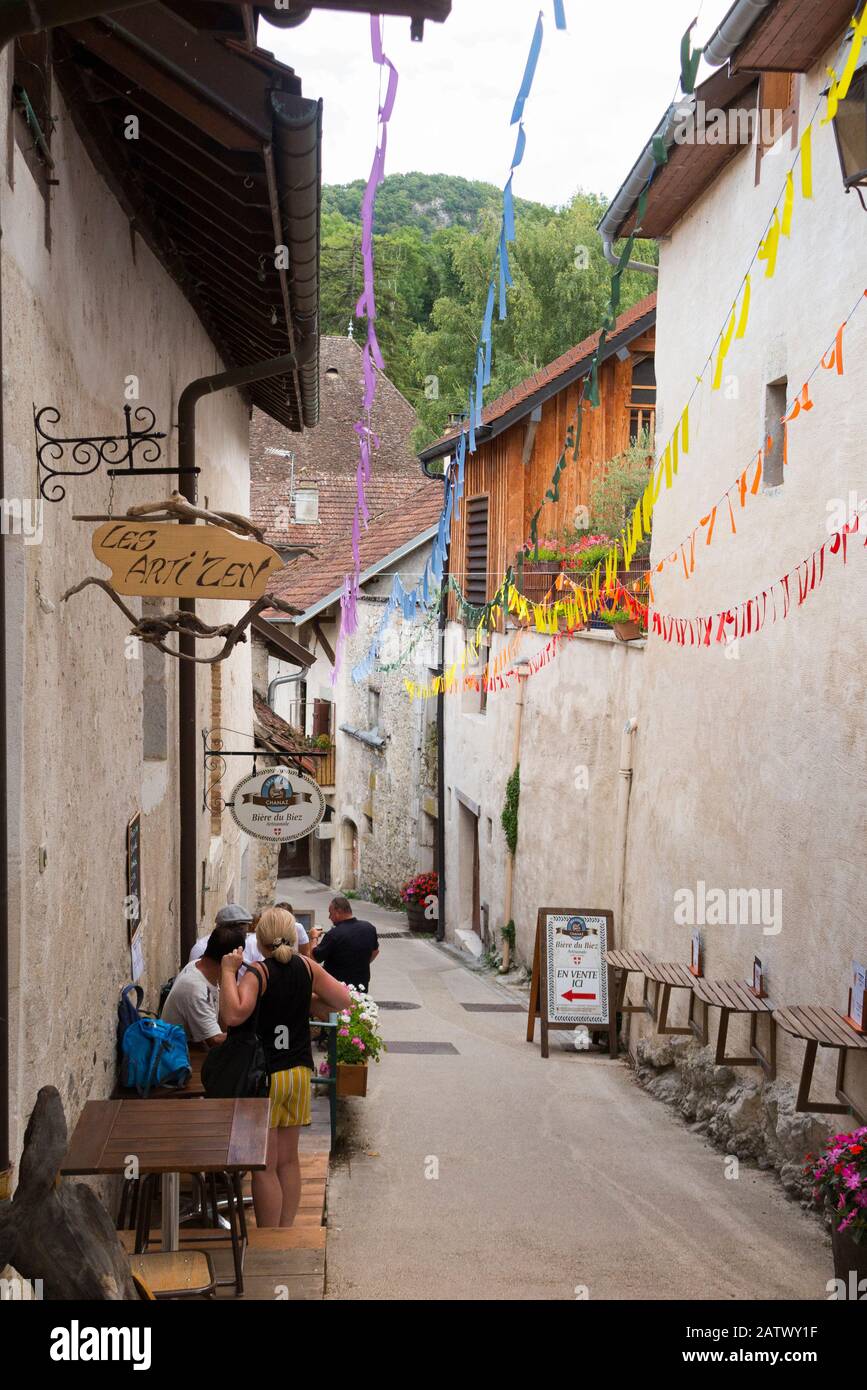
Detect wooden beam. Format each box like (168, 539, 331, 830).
(314, 620, 336, 666)
(521, 405, 542, 468)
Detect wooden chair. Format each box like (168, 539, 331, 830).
(691, 977, 776, 1078)
(773, 1006, 867, 1122)
(643, 961, 699, 1036)
(127, 1249, 217, 1300)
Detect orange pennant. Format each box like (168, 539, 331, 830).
(821, 323, 845, 375)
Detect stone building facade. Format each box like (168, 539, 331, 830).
(0, 19, 320, 1169)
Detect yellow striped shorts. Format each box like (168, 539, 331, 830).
(268, 1066, 312, 1129)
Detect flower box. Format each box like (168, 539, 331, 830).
(336, 1062, 368, 1098)
(407, 903, 436, 933)
(832, 1222, 867, 1283)
(613, 620, 643, 642)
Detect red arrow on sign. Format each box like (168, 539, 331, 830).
(562, 990, 596, 1001)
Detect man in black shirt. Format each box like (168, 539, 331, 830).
(312, 895, 379, 992)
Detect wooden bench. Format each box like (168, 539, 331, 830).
(773, 1006, 867, 1122)
(603, 950, 655, 1017)
(643, 961, 699, 1036)
(691, 978, 776, 1078)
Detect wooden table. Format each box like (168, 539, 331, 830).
(774, 1006, 867, 1122)
(61, 1098, 269, 1282)
(643, 961, 699, 1036)
(691, 977, 776, 1077)
(603, 950, 655, 1016)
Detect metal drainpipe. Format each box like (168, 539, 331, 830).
(267, 669, 303, 714)
(420, 454, 449, 943)
(176, 342, 314, 963)
(0, 0, 158, 1193)
(500, 663, 528, 972)
(435, 550, 448, 942)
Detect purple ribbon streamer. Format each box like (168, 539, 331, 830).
(337, 14, 400, 670)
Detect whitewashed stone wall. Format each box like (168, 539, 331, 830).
(2, 58, 254, 1161)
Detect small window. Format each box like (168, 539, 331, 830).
(368, 686, 381, 731)
(629, 356, 656, 444)
(764, 378, 787, 489)
(465, 496, 489, 607)
(755, 72, 798, 181)
(294, 487, 319, 523)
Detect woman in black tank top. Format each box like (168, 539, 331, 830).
(219, 907, 351, 1229)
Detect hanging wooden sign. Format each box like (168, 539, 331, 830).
(527, 907, 617, 1058)
(91, 520, 283, 599)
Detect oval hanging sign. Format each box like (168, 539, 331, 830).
(229, 766, 325, 843)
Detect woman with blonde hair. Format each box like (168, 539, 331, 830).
(219, 906, 350, 1227)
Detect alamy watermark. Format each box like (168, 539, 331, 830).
(672, 99, 790, 149)
(674, 880, 782, 936)
(0, 498, 42, 544)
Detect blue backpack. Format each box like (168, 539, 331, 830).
(121, 1012, 192, 1097)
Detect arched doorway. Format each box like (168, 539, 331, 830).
(340, 817, 359, 891)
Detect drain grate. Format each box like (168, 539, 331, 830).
(376, 1001, 421, 1010)
(460, 1002, 526, 1013)
(377, 931, 412, 940)
(384, 1041, 459, 1055)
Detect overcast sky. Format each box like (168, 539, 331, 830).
(261, 0, 734, 207)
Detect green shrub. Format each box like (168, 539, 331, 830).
(501, 765, 520, 855)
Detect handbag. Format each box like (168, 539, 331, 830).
(201, 965, 270, 1099)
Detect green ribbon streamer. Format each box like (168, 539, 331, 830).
(651, 134, 668, 167)
(680, 22, 702, 96)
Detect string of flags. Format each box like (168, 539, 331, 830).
(334, 15, 399, 682)
(649, 503, 867, 648)
(449, 31, 864, 647)
(649, 290, 865, 596)
(351, 7, 568, 685)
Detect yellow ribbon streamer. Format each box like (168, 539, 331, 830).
(800, 124, 813, 198)
(712, 307, 737, 389)
(735, 276, 751, 338)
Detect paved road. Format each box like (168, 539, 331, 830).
(279, 878, 830, 1302)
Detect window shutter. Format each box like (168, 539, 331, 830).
(465, 496, 489, 606)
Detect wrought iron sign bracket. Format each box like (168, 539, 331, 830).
(34, 402, 197, 502)
(201, 730, 321, 813)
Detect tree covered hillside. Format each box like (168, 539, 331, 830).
(320, 173, 657, 448)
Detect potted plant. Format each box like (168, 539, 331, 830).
(598, 609, 644, 642)
(325, 987, 384, 1098)
(400, 872, 438, 932)
(804, 1126, 867, 1287)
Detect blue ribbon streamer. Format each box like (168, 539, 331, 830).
(510, 11, 544, 125)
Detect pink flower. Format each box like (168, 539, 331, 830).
(318, 1062, 329, 1076)
(351, 1038, 365, 1050)
(338, 1027, 350, 1036)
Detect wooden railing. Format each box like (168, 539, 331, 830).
(314, 745, 335, 788)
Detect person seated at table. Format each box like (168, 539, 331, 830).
(189, 902, 310, 964)
(219, 907, 350, 1228)
(162, 923, 245, 1048)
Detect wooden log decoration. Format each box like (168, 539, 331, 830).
(60, 580, 302, 664)
(0, 1087, 137, 1300)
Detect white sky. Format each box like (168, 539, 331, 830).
(261, 0, 735, 207)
